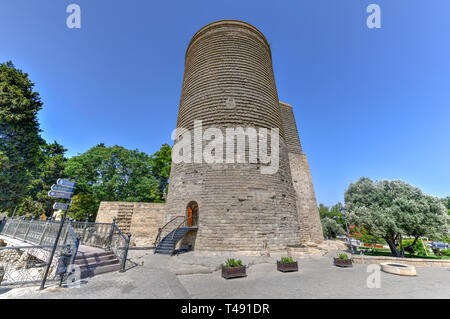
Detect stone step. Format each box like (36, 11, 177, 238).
(75, 250, 114, 260)
(80, 263, 121, 278)
(155, 250, 173, 255)
(75, 253, 117, 265)
(78, 258, 119, 271)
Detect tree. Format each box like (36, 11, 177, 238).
(15, 196, 45, 218)
(345, 177, 449, 257)
(318, 202, 346, 228)
(68, 194, 99, 221)
(0, 61, 45, 211)
(64, 144, 163, 204)
(321, 218, 345, 239)
(149, 144, 172, 197)
(441, 197, 450, 215)
(26, 141, 68, 216)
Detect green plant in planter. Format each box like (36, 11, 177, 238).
(225, 258, 243, 268)
(338, 253, 349, 260)
(281, 256, 295, 263)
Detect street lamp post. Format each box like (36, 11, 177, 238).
(340, 207, 354, 254)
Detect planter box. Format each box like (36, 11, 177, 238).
(221, 265, 247, 279)
(334, 258, 353, 267)
(277, 261, 298, 272)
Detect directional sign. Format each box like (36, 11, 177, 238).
(51, 184, 74, 193)
(48, 190, 72, 199)
(57, 178, 76, 188)
(53, 202, 69, 211)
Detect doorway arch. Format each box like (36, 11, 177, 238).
(186, 201, 199, 227)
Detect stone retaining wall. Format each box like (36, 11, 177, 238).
(96, 202, 166, 247)
(352, 254, 450, 268)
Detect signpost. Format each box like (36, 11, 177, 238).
(57, 178, 76, 188)
(48, 190, 72, 199)
(40, 177, 78, 290)
(51, 184, 74, 192)
(53, 202, 69, 211)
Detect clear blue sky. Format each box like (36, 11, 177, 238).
(1, 0, 449, 206)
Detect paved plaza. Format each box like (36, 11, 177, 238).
(1, 249, 449, 299)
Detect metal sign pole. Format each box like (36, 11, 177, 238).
(39, 176, 78, 290)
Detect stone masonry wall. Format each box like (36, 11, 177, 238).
(96, 202, 166, 247)
(280, 102, 324, 244)
(288, 153, 324, 243)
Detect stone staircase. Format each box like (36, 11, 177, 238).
(74, 245, 120, 278)
(115, 203, 134, 235)
(154, 227, 195, 255)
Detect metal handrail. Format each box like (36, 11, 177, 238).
(112, 223, 128, 241)
(110, 222, 131, 272)
(171, 218, 187, 240)
(154, 215, 184, 245)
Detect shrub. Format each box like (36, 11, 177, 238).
(402, 238, 427, 256)
(280, 257, 295, 263)
(225, 258, 243, 268)
(338, 253, 349, 260)
(440, 249, 450, 257)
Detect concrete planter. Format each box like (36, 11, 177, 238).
(380, 263, 416, 276)
(221, 265, 247, 279)
(334, 257, 353, 268)
(277, 261, 298, 272)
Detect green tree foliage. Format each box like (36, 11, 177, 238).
(30, 141, 68, 216)
(68, 194, 99, 221)
(402, 238, 427, 256)
(349, 225, 384, 244)
(318, 202, 346, 228)
(149, 144, 172, 197)
(321, 218, 345, 239)
(16, 196, 45, 218)
(345, 177, 449, 257)
(441, 197, 450, 215)
(64, 144, 164, 204)
(0, 61, 45, 211)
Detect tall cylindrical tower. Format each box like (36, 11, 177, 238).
(166, 20, 302, 252)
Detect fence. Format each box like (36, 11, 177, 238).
(0, 217, 79, 287)
(0, 216, 132, 285)
(0, 244, 74, 286)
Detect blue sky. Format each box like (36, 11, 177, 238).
(1, 0, 449, 206)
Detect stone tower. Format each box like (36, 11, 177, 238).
(165, 20, 322, 252)
(279, 102, 324, 244)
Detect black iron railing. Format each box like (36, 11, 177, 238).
(154, 215, 185, 246)
(0, 216, 132, 275)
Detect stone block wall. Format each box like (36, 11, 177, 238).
(279, 102, 324, 244)
(288, 153, 324, 243)
(96, 201, 166, 247)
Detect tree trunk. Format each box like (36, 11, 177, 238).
(404, 236, 420, 254)
(399, 234, 404, 257)
(384, 235, 401, 257)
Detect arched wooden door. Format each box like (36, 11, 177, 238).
(186, 201, 199, 227)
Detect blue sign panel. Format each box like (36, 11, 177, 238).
(57, 178, 76, 188)
(51, 184, 74, 193)
(48, 190, 72, 199)
(53, 202, 69, 210)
